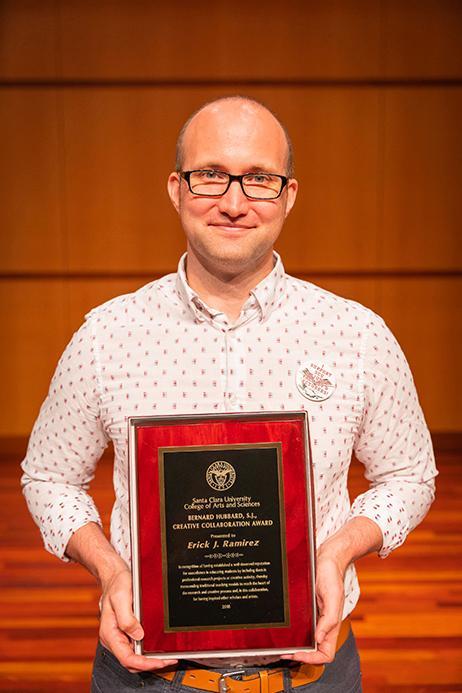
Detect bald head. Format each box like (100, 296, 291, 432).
(175, 96, 294, 177)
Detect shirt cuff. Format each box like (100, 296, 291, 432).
(38, 493, 103, 561)
(348, 487, 410, 558)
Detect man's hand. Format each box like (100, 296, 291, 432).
(311, 554, 345, 661)
(99, 565, 177, 672)
(66, 522, 177, 672)
(283, 517, 383, 665)
(283, 550, 345, 665)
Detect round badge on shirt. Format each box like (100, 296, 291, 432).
(296, 361, 336, 402)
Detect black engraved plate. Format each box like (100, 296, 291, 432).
(158, 443, 288, 631)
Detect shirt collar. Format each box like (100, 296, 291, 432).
(249, 252, 286, 319)
(175, 252, 287, 324)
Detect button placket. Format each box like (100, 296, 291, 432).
(227, 327, 246, 411)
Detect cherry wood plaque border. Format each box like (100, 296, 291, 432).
(128, 411, 316, 659)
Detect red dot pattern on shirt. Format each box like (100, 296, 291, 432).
(21, 253, 437, 626)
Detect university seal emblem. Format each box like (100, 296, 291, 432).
(206, 460, 236, 491)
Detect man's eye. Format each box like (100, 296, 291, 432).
(247, 174, 271, 183)
(199, 170, 226, 180)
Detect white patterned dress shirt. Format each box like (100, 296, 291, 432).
(21, 253, 437, 664)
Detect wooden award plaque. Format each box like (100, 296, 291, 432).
(128, 411, 316, 659)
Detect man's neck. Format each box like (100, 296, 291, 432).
(185, 252, 275, 322)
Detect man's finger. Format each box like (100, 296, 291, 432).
(315, 594, 342, 644)
(102, 578, 144, 641)
(104, 631, 177, 672)
(113, 607, 144, 641)
(315, 612, 341, 645)
(284, 650, 331, 665)
(314, 565, 344, 644)
(100, 607, 177, 672)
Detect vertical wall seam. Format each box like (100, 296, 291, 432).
(375, 0, 387, 314)
(54, 0, 71, 338)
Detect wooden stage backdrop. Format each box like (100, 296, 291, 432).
(0, 1, 461, 691)
(0, 0, 461, 439)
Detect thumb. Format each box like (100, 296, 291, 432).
(104, 590, 145, 641)
(315, 584, 343, 645)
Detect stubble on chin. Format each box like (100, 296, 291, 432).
(192, 235, 275, 281)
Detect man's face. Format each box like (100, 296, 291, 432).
(168, 101, 298, 278)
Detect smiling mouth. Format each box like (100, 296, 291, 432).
(209, 223, 254, 231)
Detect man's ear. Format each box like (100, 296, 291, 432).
(284, 178, 298, 219)
(167, 172, 181, 213)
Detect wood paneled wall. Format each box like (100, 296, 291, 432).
(1, 0, 461, 437)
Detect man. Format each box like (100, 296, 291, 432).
(22, 96, 437, 691)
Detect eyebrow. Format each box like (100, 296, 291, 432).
(193, 163, 280, 173)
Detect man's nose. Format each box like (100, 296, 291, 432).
(216, 180, 250, 216)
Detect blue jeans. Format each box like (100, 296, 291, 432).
(91, 631, 362, 693)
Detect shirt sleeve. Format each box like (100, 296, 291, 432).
(21, 317, 109, 561)
(349, 314, 437, 558)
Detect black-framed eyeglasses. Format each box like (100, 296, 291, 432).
(180, 169, 288, 200)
